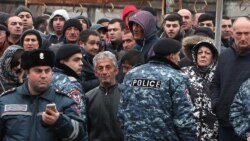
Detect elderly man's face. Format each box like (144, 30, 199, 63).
(94, 58, 118, 88)
(232, 17, 250, 49)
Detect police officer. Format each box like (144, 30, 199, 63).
(118, 38, 197, 141)
(0, 49, 85, 141)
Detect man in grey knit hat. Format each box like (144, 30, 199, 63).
(15, 5, 34, 32)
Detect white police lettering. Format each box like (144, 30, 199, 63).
(40, 53, 44, 60)
(132, 79, 161, 88)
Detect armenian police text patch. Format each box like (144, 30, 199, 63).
(4, 104, 28, 112)
(132, 79, 161, 88)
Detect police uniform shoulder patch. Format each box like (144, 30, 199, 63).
(55, 89, 70, 97)
(68, 76, 77, 82)
(0, 88, 16, 97)
(131, 79, 161, 88)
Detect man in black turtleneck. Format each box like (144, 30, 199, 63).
(86, 51, 123, 141)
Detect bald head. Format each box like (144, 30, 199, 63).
(232, 16, 250, 30)
(232, 16, 250, 49)
(177, 9, 193, 31)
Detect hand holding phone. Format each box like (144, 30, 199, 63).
(45, 103, 57, 114)
(43, 103, 60, 125)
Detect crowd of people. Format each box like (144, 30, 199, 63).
(0, 4, 249, 141)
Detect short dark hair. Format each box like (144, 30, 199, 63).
(109, 18, 126, 30)
(33, 16, 48, 31)
(79, 29, 100, 42)
(164, 13, 183, 25)
(198, 13, 215, 26)
(222, 15, 230, 20)
(121, 49, 145, 66)
(97, 18, 110, 24)
(123, 30, 132, 35)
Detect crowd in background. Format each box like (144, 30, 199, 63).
(0, 4, 249, 141)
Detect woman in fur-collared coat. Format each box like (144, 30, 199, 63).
(182, 39, 219, 141)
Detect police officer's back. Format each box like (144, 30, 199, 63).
(118, 38, 197, 141)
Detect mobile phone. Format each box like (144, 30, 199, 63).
(46, 103, 56, 112)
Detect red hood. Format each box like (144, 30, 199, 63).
(122, 5, 138, 21)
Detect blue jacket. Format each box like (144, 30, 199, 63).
(0, 83, 86, 141)
(52, 65, 86, 118)
(118, 57, 197, 141)
(230, 78, 250, 140)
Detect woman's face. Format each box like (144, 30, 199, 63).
(23, 34, 39, 51)
(196, 46, 213, 68)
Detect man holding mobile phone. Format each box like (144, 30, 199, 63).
(0, 49, 86, 141)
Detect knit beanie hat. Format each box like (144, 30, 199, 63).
(20, 29, 42, 48)
(89, 24, 108, 32)
(154, 38, 181, 56)
(194, 27, 214, 39)
(75, 15, 92, 28)
(63, 19, 83, 35)
(15, 5, 33, 19)
(0, 22, 9, 36)
(56, 44, 81, 62)
(0, 12, 10, 23)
